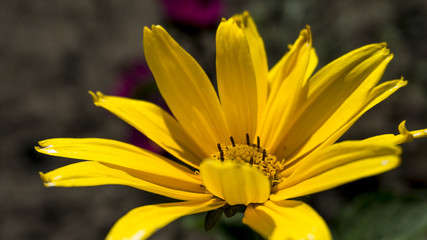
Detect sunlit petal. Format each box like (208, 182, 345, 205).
(364, 121, 427, 145)
(216, 17, 258, 143)
(272, 140, 401, 200)
(90, 92, 205, 168)
(304, 48, 318, 84)
(243, 200, 331, 240)
(259, 27, 312, 151)
(36, 138, 201, 185)
(275, 43, 394, 160)
(281, 78, 407, 175)
(200, 159, 270, 206)
(40, 161, 211, 200)
(232, 11, 269, 117)
(144, 25, 230, 155)
(106, 199, 225, 240)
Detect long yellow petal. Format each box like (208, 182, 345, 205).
(106, 199, 225, 240)
(232, 11, 269, 117)
(364, 121, 427, 145)
(268, 43, 317, 94)
(267, 46, 290, 88)
(36, 138, 202, 191)
(90, 92, 204, 168)
(258, 27, 312, 151)
(304, 48, 318, 85)
(144, 25, 229, 155)
(280, 79, 407, 174)
(307, 43, 389, 97)
(40, 161, 211, 200)
(271, 140, 401, 200)
(300, 79, 406, 155)
(275, 43, 393, 160)
(243, 200, 331, 240)
(216, 17, 258, 143)
(200, 159, 270, 206)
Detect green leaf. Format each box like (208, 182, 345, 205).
(205, 207, 225, 231)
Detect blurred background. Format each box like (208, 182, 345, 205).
(1, 0, 427, 239)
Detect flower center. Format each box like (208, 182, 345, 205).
(211, 135, 285, 186)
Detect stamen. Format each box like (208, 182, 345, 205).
(230, 136, 235, 147)
(211, 136, 286, 187)
(217, 143, 224, 161)
(273, 179, 283, 183)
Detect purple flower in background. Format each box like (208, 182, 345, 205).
(128, 127, 164, 154)
(114, 60, 151, 97)
(160, 0, 222, 28)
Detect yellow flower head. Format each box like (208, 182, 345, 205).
(37, 11, 427, 240)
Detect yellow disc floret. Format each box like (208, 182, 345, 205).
(211, 135, 285, 185)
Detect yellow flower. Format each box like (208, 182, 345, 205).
(37, 11, 427, 240)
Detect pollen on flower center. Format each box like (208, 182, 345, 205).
(211, 135, 285, 185)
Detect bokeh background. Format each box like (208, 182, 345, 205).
(1, 0, 427, 239)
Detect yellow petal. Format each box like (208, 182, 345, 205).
(232, 11, 269, 117)
(200, 159, 270, 206)
(36, 138, 203, 192)
(308, 79, 407, 151)
(243, 200, 331, 240)
(272, 140, 401, 200)
(364, 121, 427, 145)
(280, 79, 407, 175)
(258, 27, 312, 151)
(267, 45, 290, 88)
(304, 48, 318, 84)
(275, 43, 393, 161)
(143, 25, 229, 155)
(307, 43, 389, 97)
(216, 17, 258, 143)
(268, 36, 317, 94)
(411, 128, 427, 139)
(106, 199, 225, 240)
(40, 161, 211, 200)
(90, 92, 204, 168)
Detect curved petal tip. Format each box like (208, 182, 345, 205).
(89, 91, 105, 107)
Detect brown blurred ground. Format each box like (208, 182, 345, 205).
(1, 0, 427, 239)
